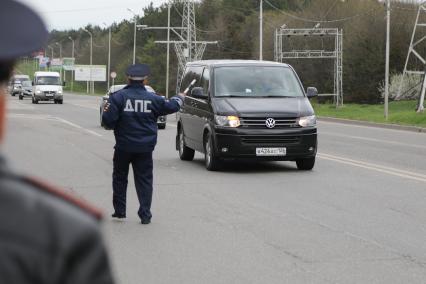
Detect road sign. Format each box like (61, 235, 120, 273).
(110, 71, 117, 79)
(74, 65, 106, 82)
(63, 57, 75, 71)
(38, 57, 49, 68)
(51, 58, 63, 67)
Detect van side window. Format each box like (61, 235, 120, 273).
(201, 68, 210, 96)
(179, 66, 203, 93)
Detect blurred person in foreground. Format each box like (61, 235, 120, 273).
(0, 1, 115, 283)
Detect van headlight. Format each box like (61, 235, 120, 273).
(215, 115, 241, 128)
(298, 115, 317, 127)
(58, 90, 62, 94)
(36, 90, 41, 94)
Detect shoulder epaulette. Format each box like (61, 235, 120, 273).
(22, 176, 103, 220)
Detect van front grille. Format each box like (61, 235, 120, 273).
(241, 135, 300, 145)
(240, 117, 299, 129)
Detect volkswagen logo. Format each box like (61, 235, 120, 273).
(265, 118, 276, 129)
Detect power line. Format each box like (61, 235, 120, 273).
(264, 0, 381, 23)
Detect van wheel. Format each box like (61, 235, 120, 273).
(178, 128, 194, 161)
(296, 157, 315, 171)
(204, 134, 221, 171)
(19, 95, 23, 100)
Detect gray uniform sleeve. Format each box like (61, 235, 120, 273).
(63, 225, 114, 284)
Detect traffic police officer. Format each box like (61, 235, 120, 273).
(102, 64, 185, 224)
(0, 1, 115, 283)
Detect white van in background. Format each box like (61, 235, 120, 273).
(32, 71, 64, 104)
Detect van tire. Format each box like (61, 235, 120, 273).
(296, 157, 315, 171)
(178, 128, 195, 161)
(19, 95, 23, 100)
(204, 134, 221, 171)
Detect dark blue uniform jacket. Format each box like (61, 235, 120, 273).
(102, 83, 183, 153)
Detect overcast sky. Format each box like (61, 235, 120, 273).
(17, 0, 168, 31)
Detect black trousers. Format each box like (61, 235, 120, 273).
(112, 149, 153, 221)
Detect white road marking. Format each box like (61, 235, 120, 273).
(320, 131, 426, 150)
(67, 102, 99, 111)
(54, 117, 103, 137)
(318, 152, 426, 183)
(8, 113, 103, 138)
(319, 120, 425, 134)
(6, 100, 34, 110)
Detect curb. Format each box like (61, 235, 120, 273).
(318, 116, 426, 134)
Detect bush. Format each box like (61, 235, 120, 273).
(379, 73, 422, 101)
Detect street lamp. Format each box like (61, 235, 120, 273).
(83, 28, 93, 94)
(47, 45, 54, 60)
(103, 23, 112, 90)
(55, 41, 62, 59)
(68, 36, 75, 92)
(127, 8, 138, 64)
(55, 41, 63, 82)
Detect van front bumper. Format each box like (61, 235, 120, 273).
(34, 92, 63, 101)
(213, 127, 317, 161)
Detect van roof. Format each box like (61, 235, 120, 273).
(13, 74, 30, 78)
(34, 71, 60, 77)
(186, 60, 290, 68)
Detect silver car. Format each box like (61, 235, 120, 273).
(99, 84, 167, 129)
(18, 80, 33, 100)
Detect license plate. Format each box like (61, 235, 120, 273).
(256, 147, 286, 156)
(45, 93, 54, 97)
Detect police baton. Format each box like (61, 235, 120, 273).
(183, 79, 197, 95)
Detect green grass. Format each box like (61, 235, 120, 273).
(312, 100, 426, 128)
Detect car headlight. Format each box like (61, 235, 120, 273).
(214, 115, 241, 128)
(298, 115, 317, 127)
(36, 90, 41, 94)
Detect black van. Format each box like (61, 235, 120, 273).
(176, 60, 318, 171)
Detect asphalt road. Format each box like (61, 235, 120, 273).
(5, 93, 426, 284)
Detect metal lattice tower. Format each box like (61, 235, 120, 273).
(397, 2, 426, 112)
(275, 26, 343, 107)
(153, 0, 216, 92)
(174, 0, 209, 87)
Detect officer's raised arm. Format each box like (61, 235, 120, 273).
(157, 93, 186, 116)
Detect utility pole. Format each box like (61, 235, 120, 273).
(68, 36, 75, 92)
(385, 0, 390, 120)
(127, 8, 138, 64)
(166, 1, 171, 98)
(83, 28, 93, 94)
(259, 0, 263, 61)
(104, 23, 112, 91)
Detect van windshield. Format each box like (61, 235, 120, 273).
(36, 76, 61, 86)
(214, 66, 304, 98)
(21, 80, 32, 87)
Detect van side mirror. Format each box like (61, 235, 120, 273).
(32, 81, 34, 86)
(307, 87, 318, 98)
(191, 87, 207, 99)
(63, 81, 66, 87)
